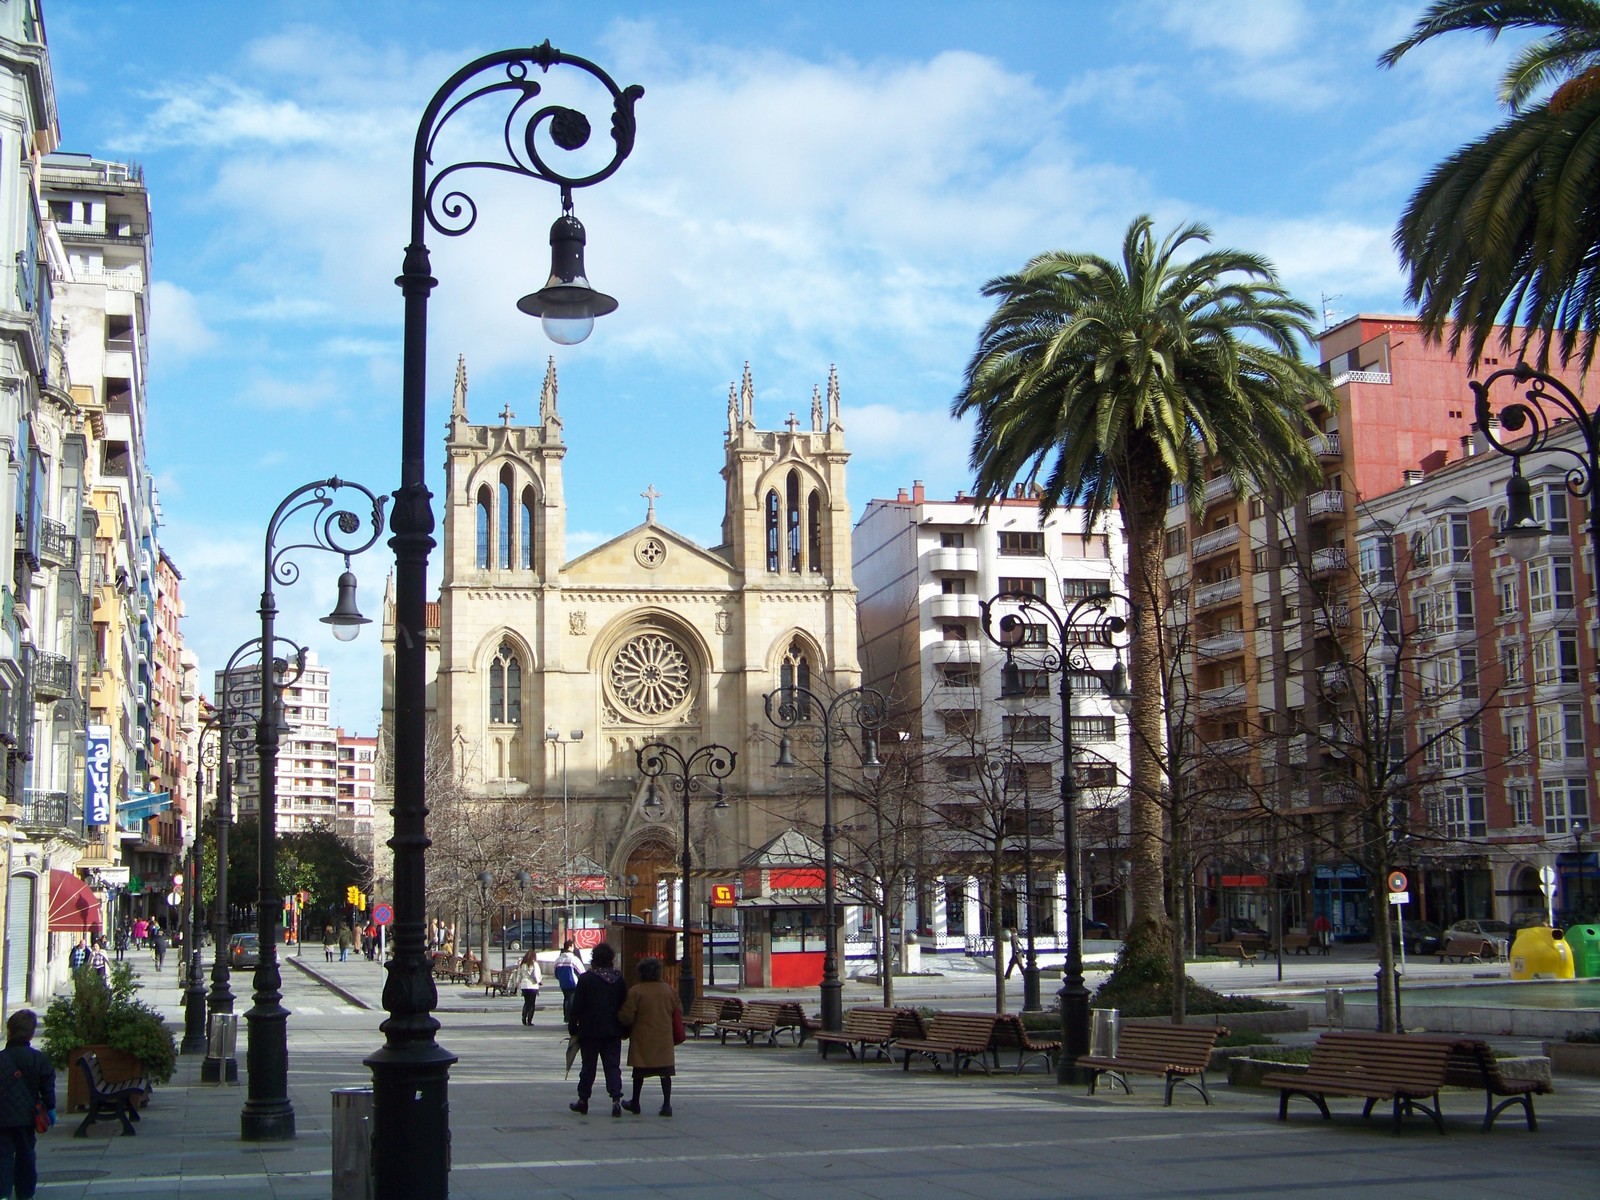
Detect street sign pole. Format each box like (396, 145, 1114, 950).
(1539, 864, 1558, 927)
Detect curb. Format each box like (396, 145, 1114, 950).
(286, 954, 373, 1010)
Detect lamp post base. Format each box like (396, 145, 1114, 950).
(367, 1040, 456, 1200)
(1021, 965, 1042, 1013)
(1055, 979, 1093, 1085)
(199, 1055, 238, 1085)
(819, 978, 844, 1033)
(181, 955, 209, 1054)
(240, 1103, 295, 1142)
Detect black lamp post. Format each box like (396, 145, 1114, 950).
(241, 478, 384, 1143)
(1576, 820, 1590, 921)
(183, 715, 222, 1057)
(373, 46, 640, 1197)
(477, 871, 493, 981)
(980, 589, 1134, 1083)
(637, 742, 736, 1012)
(992, 753, 1043, 1013)
(515, 869, 531, 954)
(764, 683, 888, 1032)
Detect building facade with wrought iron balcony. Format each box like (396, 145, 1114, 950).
(853, 481, 1131, 955)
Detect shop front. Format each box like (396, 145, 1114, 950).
(735, 830, 832, 989)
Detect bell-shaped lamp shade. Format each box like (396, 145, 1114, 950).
(1000, 658, 1023, 700)
(322, 570, 370, 642)
(1502, 467, 1547, 564)
(1107, 660, 1134, 716)
(643, 780, 661, 810)
(713, 782, 730, 811)
(517, 212, 619, 346)
(773, 734, 796, 769)
(862, 732, 881, 769)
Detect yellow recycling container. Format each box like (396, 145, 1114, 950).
(1510, 925, 1575, 980)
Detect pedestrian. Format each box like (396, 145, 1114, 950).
(515, 948, 542, 1026)
(554, 940, 584, 1023)
(132, 917, 147, 948)
(0, 1009, 56, 1200)
(1313, 912, 1332, 954)
(617, 956, 682, 1117)
(66, 939, 88, 973)
(337, 924, 352, 963)
(88, 940, 108, 981)
(567, 942, 627, 1118)
(322, 924, 337, 963)
(113, 925, 128, 962)
(150, 924, 166, 972)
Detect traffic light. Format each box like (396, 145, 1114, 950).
(346, 885, 360, 906)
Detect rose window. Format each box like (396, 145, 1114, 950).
(608, 633, 691, 718)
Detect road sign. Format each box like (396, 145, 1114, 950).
(372, 903, 394, 927)
(167, 891, 181, 906)
(1386, 871, 1408, 894)
(1388, 890, 1410, 905)
(1539, 865, 1558, 898)
(710, 884, 735, 908)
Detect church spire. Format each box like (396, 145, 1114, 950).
(540, 356, 561, 429)
(827, 363, 843, 431)
(740, 360, 754, 428)
(451, 354, 468, 421)
(727, 383, 738, 437)
(810, 384, 824, 431)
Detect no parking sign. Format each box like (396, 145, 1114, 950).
(372, 903, 394, 926)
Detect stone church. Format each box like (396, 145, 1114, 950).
(386, 356, 862, 922)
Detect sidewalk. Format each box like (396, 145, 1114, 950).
(32, 950, 1600, 1199)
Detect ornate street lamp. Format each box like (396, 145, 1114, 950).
(981, 751, 1042, 1012)
(764, 683, 888, 1032)
(980, 589, 1134, 1083)
(637, 742, 736, 1012)
(184, 713, 223, 1057)
(242, 478, 384, 1142)
(377, 46, 640, 1195)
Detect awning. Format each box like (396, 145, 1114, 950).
(117, 789, 171, 831)
(48, 869, 102, 934)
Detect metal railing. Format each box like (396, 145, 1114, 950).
(19, 789, 77, 829)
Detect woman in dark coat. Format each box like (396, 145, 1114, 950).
(617, 956, 681, 1116)
(0, 1009, 55, 1200)
(566, 942, 628, 1117)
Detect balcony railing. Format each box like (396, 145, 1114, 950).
(39, 518, 76, 568)
(1195, 630, 1246, 659)
(1194, 578, 1242, 609)
(18, 789, 75, 829)
(1312, 606, 1351, 636)
(927, 547, 978, 574)
(1202, 475, 1236, 505)
(1329, 369, 1392, 388)
(33, 653, 73, 700)
(1197, 682, 1247, 710)
(930, 593, 980, 621)
(1311, 547, 1350, 577)
(1308, 431, 1342, 459)
(1307, 490, 1346, 521)
(1191, 525, 1241, 559)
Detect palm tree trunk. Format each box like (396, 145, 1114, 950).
(1124, 471, 1171, 941)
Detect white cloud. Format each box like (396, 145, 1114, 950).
(148, 281, 215, 360)
(1156, 0, 1310, 59)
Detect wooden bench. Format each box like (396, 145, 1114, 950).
(431, 954, 461, 981)
(897, 1013, 1002, 1076)
(685, 996, 743, 1038)
(1077, 1022, 1225, 1105)
(1262, 1030, 1459, 1134)
(990, 1015, 1062, 1074)
(73, 1051, 148, 1138)
(816, 1007, 925, 1062)
(483, 967, 516, 997)
(717, 1000, 789, 1047)
(774, 1001, 819, 1047)
(1438, 936, 1496, 963)
(1281, 932, 1324, 956)
(1215, 941, 1257, 965)
(1444, 1040, 1550, 1131)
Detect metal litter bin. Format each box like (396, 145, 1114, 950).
(1091, 1008, 1119, 1056)
(206, 1012, 238, 1061)
(332, 1087, 374, 1200)
(1325, 986, 1345, 1028)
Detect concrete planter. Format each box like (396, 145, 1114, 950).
(1227, 1057, 1307, 1089)
(1134, 1009, 1308, 1034)
(1543, 1041, 1600, 1077)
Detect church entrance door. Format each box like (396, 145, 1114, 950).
(626, 843, 674, 924)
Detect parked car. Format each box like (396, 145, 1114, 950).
(1390, 919, 1444, 956)
(490, 919, 554, 951)
(1447, 918, 1512, 956)
(228, 932, 260, 969)
(1081, 917, 1112, 938)
(1204, 917, 1267, 945)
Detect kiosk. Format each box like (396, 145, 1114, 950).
(736, 831, 835, 989)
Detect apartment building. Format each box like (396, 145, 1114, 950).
(854, 481, 1131, 945)
(335, 727, 377, 860)
(221, 651, 342, 834)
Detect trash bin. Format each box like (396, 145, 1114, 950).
(206, 1012, 238, 1062)
(1566, 925, 1600, 978)
(1324, 986, 1345, 1028)
(1510, 925, 1575, 980)
(332, 1087, 374, 1200)
(1090, 1008, 1119, 1056)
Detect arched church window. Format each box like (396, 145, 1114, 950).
(766, 489, 781, 573)
(807, 489, 822, 573)
(489, 640, 521, 723)
(475, 488, 491, 569)
(787, 470, 802, 573)
(498, 467, 514, 568)
(780, 638, 812, 718)
(520, 487, 536, 570)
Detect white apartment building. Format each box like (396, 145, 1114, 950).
(219, 651, 341, 834)
(335, 727, 377, 861)
(854, 481, 1133, 950)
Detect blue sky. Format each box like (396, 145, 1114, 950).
(43, 0, 1524, 730)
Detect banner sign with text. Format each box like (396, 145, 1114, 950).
(85, 724, 111, 825)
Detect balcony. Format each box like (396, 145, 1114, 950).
(18, 789, 74, 830)
(1194, 578, 1242, 609)
(927, 547, 978, 574)
(1191, 525, 1241, 560)
(929, 639, 980, 665)
(931, 593, 980, 621)
(1318, 664, 1350, 694)
(1204, 736, 1252, 761)
(1307, 490, 1346, 521)
(1202, 475, 1236, 505)
(1310, 547, 1350, 577)
(938, 684, 983, 710)
(1313, 605, 1350, 635)
(1329, 369, 1392, 388)
(39, 518, 77, 568)
(1197, 682, 1247, 711)
(1308, 431, 1342, 460)
(33, 652, 73, 700)
(1195, 630, 1246, 659)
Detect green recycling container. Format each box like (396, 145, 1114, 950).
(1567, 925, 1600, 978)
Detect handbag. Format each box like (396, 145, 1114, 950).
(671, 1007, 686, 1045)
(33, 1104, 48, 1135)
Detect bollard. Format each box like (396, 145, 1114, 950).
(332, 1087, 374, 1200)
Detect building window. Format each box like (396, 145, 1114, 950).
(787, 471, 802, 573)
(1533, 486, 1570, 536)
(939, 532, 965, 548)
(1016, 668, 1050, 696)
(940, 665, 976, 687)
(998, 531, 1044, 556)
(779, 640, 811, 718)
(807, 490, 822, 573)
(1458, 647, 1478, 699)
(1542, 777, 1590, 835)
(1069, 716, 1115, 741)
(1059, 579, 1107, 601)
(1248, 495, 1265, 519)
(519, 489, 535, 570)
(1509, 782, 1533, 827)
(766, 489, 781, 572)
(1164, 527, 1187, 557)
(1507, 719, 1528, 758)
(1440, 783, 1487, 839)
(999, 577, 1045, 597)
(940, 710, 978, 737)
(941, 623, 968, 641)
(1501, 641, 1525, 688)
(1537, 702, 1585, 761)
(475, 489, 491, 569)
(1497, 573, 1518, 614)
(488, 642, 522, 724)
(1532, 627, 1580, 686)
(1528, 555, 1574, 614)
(1003, 714, 1051, 743)
(941, 578, 967, 594)
(498, 468, 513, 569)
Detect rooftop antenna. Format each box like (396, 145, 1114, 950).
(1320, 292, 1343, 331)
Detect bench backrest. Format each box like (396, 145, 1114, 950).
(991, 1014, 1060, 1049)
(1443, 936, 1490, 955)
(685, 998, 723, 1024)
(76, 1051, 106, 1090)
(923, 1012, 1001, 1046)
(1112, 1023, 1224, 1066)
(715, 996, 745, 1022)
(891, 1009, 929, 1040)
(737, 1001, 784, 1025)
(840, 1007, 901, 1039)
(1307, 1031, 1455, 1089)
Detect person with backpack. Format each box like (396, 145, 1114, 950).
(0, 1009, 56, 1200)
(554, 940, 584, 1023)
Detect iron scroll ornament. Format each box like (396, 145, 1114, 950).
(415, 42, 644, 241)
(264, 478, 387, 592)
(1471, 362, 1599, 506)
(763, 684, 890, 745)
(636, 742, 738, 798)
(979, 589, 1136, 675)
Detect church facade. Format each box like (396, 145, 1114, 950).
(392, 357, 863, 922)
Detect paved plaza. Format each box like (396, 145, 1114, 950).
(30, 948, 1600, 1198)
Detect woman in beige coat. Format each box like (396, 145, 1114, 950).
(617, 956, 682, 1116)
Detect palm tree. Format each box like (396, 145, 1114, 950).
(1383, 1, 1600, 369)
(952, 215, 1329, 977)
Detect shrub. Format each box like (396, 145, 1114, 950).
(40, 964, 177, 1085)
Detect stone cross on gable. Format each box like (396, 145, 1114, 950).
(642, 483, 660, 523)
(785, 412, 800, 433)
(499, 403, 515, 426)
